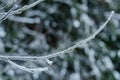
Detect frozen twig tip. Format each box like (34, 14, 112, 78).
(112, 11, 115, 14)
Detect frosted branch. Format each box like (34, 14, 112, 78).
(0, 11, 115, 61)
(0, 4, 18, 23)
(46, 58, 53, 65)
(0, 0, 44, 15)
(0, 0, 43, 23)
(6, 59, 48, 73)
(12, 0, 44, 14)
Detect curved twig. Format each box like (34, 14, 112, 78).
(0, 11, 115, 61)
(6, 59, 48, 73)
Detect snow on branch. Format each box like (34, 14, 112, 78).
(0, 0, 115, 74)
(0, 11, 115, 61)
(12, 0, 44, 14)
(0, 0, 44, 15)
(6, 59, 48, 73)
(0, 0, 44, 23)
(0, 4, 18, 23)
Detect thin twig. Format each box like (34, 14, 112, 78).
(0, 11, 115, 61)
(0, 4, 18, 23)
(12, 0, 44, 14)
(6, 59, 48, 73)
(0, 0, 44, 15)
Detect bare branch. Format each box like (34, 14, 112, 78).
(0, 4, 18, 23)
(0, 11, 115, 61)
(6, 59, 48, 73)
(0, 0, 43, 23)
(0, 0, 44, 15)
(8, 15, 40, 24)
(12, 0, 44, 14)
(0, 0, 14, 10)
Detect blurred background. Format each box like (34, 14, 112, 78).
(0, 0, 120, 80)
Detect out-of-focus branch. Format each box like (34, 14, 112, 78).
(0, 0, 14, 10)
(0, 11, 115, 61)
(8, 15, 40, 24)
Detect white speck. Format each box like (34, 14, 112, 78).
(117, 50, 120, 57)
(8, 69, 15, 76)
(113, 71, 120, 80)
(73, 20, 80, 28)
(71, 8, 77, 17)
(0, 27, 6, 37)
(81, 14, 94, 27)
(103, 56, 114, 70)
(69, 73, 81, 80)
(0, 39, 4, 52)
(80, 4, 88, 12)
